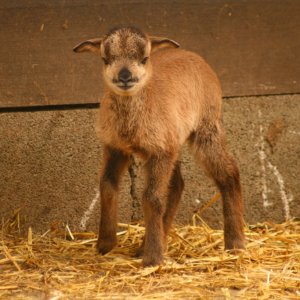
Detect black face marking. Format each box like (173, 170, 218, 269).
(135, 39, 146, 60)
(141, 57, 149, 65)
(102, 57, 109, 65)
(104, 42, 112, 61)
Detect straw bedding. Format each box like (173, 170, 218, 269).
(1, 210, 299, 299)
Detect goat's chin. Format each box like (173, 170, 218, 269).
(105, 80, 146, 97)
(113, 85, 141, 97)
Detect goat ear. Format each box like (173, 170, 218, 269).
(73, 38, 103, 53)
(150, 36, 180, 53)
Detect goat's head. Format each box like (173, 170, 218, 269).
(73, 27, 179, 96)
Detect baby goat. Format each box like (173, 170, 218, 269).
(73, 26, 245, 267)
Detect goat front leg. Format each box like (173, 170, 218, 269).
(97, 146, 130, 255)
(142, 153, 177, 267)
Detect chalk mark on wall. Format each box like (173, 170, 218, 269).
(256, 110, 272, 208)
(267, 161, 293, 220)
(80, 189, 100, 230)
(256, 110, 293, 220)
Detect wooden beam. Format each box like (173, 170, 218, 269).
(0, 0, 299, 107)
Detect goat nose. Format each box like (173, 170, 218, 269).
(118, 68, 132, 83)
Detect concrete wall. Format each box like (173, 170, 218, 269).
(1, 94, 299, 233)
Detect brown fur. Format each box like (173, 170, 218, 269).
(74, 27, 245, 267)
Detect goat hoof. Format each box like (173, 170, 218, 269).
(225, 238, 245, 251)
(142, 255, 163, 267)
(97, 238, 117, 255)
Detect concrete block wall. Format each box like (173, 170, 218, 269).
(1, 94, 299, 233)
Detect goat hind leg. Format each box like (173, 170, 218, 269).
(135, 161, 184, 257)
(142, 154, 177, 266)
(193, 125, 245, 250)
(163, 161, 184, 237)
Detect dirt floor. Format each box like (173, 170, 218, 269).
(0, 94, 299, 233)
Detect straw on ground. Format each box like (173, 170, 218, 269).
(0, 211, 299, 299)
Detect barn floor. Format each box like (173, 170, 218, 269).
(1, 212, 299, 300)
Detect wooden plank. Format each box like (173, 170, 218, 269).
(0, 0, 299, 107)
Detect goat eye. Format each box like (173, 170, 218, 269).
(141, 57, 149, 65)
(102, 57, 109, 65)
